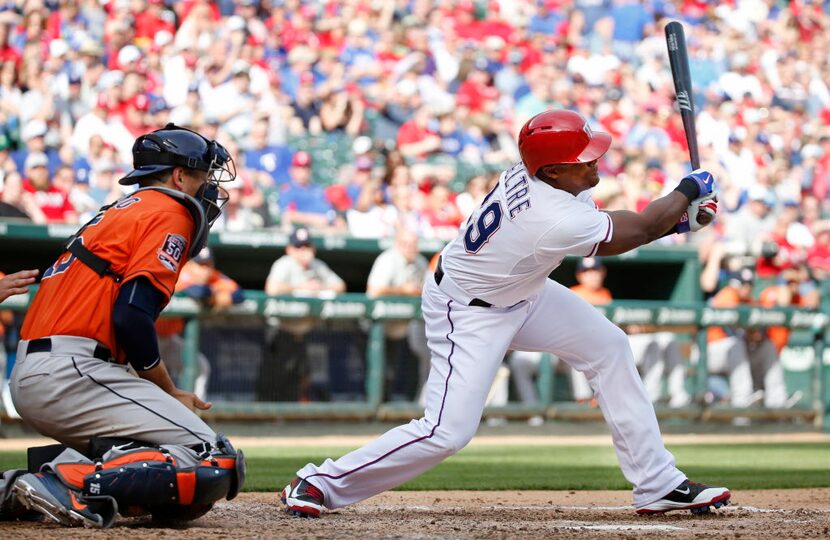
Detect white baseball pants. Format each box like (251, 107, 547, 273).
(295, 277, 685, 509)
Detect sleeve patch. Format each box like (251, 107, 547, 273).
(158, 233, 187, 272)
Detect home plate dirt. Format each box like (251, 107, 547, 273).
(2, 489, 829, 539)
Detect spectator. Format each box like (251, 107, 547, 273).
(529, 1, 565, 36)
(204, 61, 256, 140)
(396, 104, 441, 161)
(244, 118, 293, 186)
(807, 220, 830, 280)
(366, 228, 430, 401)
(723, 185, 776, 259)
(279, 151, 343, 231)
(319, 85, 364, 137)
(0, 171, 46, 222)
(420, 183, 463, 240)
(259, 226, 345, 402)
(22, 151, 77, 223)
(13, 119, 60, 177)
(157, 247, 243, 401)
(455, 175, 490, 219)
(289, 71, 322, 134)
(214, 175, 267, 231)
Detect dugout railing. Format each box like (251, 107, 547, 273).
(3, 291, 829, 430)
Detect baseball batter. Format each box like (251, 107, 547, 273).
(0, 124, 245, 528)
(282, 110, 728, 517)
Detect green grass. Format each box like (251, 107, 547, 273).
(3, 443, 828, 492)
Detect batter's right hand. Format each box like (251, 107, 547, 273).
(172, 389, 212, 412)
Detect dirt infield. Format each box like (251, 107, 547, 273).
(1, 433, 828, 538)
(2, 489, 829, 539)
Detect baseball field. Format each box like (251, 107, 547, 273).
(0, 429, 828, 538)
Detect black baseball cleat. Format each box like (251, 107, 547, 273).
(281, 477, 325, 518)
(636, 479, 731, 515)
(12, 471, 118, 527)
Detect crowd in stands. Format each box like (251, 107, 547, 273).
(0, 1, 824, 249)
(1, 1, 830, 408)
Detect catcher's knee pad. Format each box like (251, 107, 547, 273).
(49, 437, 245, 516)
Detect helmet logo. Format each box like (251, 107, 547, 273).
(583, 123, 593, 139)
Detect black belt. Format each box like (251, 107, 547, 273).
(434, 256, 493, 308)
(27, 338, 114, 362)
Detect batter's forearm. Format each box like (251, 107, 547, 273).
(639, 192, 691, 240)
(598, 193, 689, 256)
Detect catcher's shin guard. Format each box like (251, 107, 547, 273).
(49, 436, 245, 522)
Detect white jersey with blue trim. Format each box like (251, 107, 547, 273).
(441, 162, 613, 307)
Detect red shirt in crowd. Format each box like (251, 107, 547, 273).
(807, 242, 830, 273)
(755, 232, 802, 278)
(396, 120, 437, 160)
(134, 11, 175, 42)
(22, 179, 76, 222)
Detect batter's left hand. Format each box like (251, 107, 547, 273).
(682, 168, 716, 198)
(173, 389, 212, 411)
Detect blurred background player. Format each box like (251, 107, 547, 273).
(157, 246, 244, 401)
(511, 257, 691, 412)
(259, 226, 345, 402)
(366, 227, 430, 402)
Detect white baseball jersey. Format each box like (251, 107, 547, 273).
(441, 162, 613, 307)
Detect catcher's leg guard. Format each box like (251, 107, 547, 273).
(49, 435, 245, 523)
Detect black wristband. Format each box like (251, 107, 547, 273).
(673, 177, 700, 203)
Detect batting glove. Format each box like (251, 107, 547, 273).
(674, 168, 715, 201)
(676, 192, 718, 234)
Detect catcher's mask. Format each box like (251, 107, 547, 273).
(119, 123, 235, 226)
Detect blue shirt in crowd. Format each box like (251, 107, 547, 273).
(279, 182, 333, 216)
(245, 145, 294, 185)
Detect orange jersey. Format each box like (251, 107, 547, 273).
(758, 286, 804, 352)
(22, 190, 195, 357)
(706, 287, 749, 342)
(569, 284, 613, 306)
(156, 262, 241, 337)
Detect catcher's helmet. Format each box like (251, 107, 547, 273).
(120, 123, 235, 225)
(518, 110, 611, 176)
(119, 123, 234, 185)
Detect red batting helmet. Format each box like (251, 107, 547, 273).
(518, 110, 611, 175)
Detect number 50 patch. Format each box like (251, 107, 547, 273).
(158, 233, 187, 272)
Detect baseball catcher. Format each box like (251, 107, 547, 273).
(0, 124, 245, 527)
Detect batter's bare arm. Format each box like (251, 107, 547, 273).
(597, 169, 717, 256)
(597, 192, 690, 256)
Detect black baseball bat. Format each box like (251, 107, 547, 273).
(665, 21, 700, 170)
